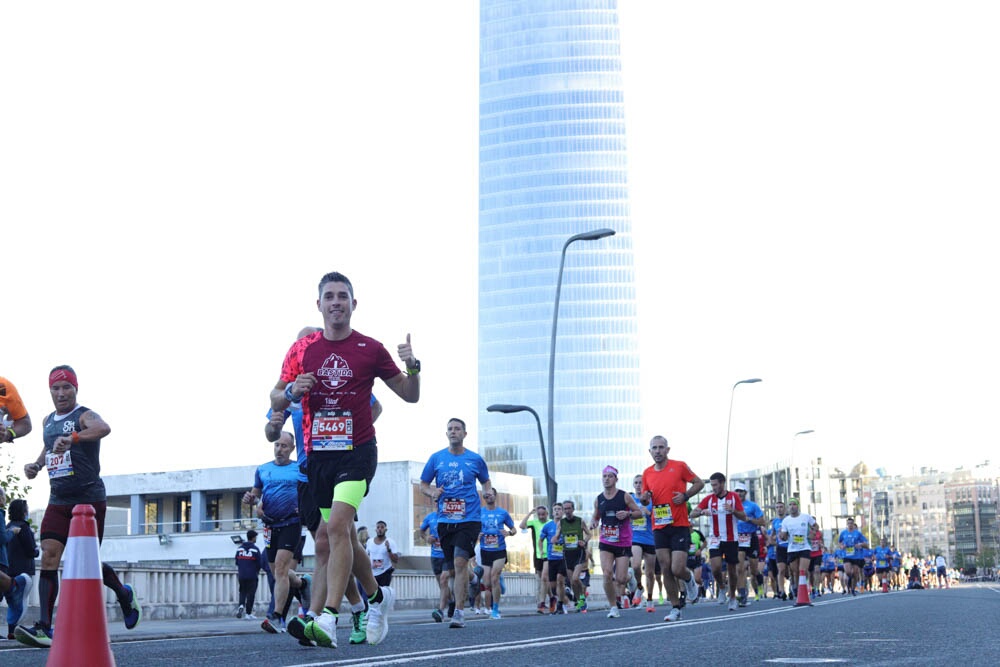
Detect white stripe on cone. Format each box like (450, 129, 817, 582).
(62, 535, 102, 580)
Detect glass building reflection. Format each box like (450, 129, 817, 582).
(479, 0, 644, 509)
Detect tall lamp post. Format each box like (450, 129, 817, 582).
(724, 378, 762, 480)
(792, 429, 815, 513)
(546, 228, 616, 496)
(487, 404, 557, 508)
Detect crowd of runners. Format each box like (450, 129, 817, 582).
(0, 269, 961, 654)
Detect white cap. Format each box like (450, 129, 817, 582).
(732, 481, 747, 492)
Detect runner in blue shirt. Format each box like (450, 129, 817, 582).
(420, 511, 454, 623)
(539, 504, 569, 614)
(838, 517, 868, 595)
(420, 418, 492, 629)
(821, 547, 838, 594)
(244, 432, 304, 632)
(767, 501, 790, 600)
(873, 538, 892, 592)
(479, 488, 516, 619)
(889, 546, 903, 590)
(733, 482, 767, 606)
(630, 475, 656, 611)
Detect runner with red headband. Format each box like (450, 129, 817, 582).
(14, 365, 142, 648)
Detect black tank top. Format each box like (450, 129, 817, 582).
(43, 405, 107, 504)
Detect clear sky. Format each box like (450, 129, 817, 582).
(2, 1, 998, 511)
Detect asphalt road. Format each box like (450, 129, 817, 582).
(2, 584, 998, 666)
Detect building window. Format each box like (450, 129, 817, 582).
(174, 495, 192, 533)
(234, 493, 255, 530)
(144, 498, 162, 535)
(205, 494, 222, 531)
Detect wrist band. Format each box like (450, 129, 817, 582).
(72, 431, 80, 445)
(5, 428, 15, 441)
(284, 384, 298, 402)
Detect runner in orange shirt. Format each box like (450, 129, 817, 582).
(640, 435, 705, 622)
(0, 375, 33, 623)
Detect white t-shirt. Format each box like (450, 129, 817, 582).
(780, 513, 816, 553)
(367, 538, 396, 576)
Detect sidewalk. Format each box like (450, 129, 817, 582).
(106, 603, 543, 642)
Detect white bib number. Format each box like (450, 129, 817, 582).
(312, 410, 353, 451)
(442, 498, 466, 520)
(738, 533, 752, 548)
(46, 451, 74, 479)
(600, 524, 620, 543)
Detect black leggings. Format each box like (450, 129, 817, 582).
(238, 578, 259, 614)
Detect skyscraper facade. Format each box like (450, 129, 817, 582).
(479, 0, 644, 509)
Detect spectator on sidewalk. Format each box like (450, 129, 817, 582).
(235, 529, 266, 619)
(4, 497, 37, 639)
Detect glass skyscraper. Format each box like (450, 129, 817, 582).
(479, 0, 644, 510)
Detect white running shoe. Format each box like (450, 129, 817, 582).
(728, 597, 738, 612)
(366, 586, 395, 645)
(684, 569, 698, 601)
(304, 611, 337, 648)
(607, 607, 621, 618)
(664, 607, 681, 622)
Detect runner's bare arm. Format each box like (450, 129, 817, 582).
(271, 373, 317, 412)
(625, 492, 643, 519)
(264, 410, 286, 442)
(385, 333, 419, 403)
(78, 410, 111, 439)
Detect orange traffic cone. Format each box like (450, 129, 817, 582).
(793, 569, 812, 607)
(47, 504, 116, 667)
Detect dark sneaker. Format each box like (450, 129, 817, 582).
(287, 615, 315, 647)
(349, 610, 367, 645)
(431, 608, 444, 622)
(261, 615, 280, 634)
(122, 584, 142, 630)
(14, 622, 53, 648)
(447, 599, 456, 618)
(298, 574, 312, 614)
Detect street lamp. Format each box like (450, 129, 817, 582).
(547, 228, 616, 499)
(487, 403, 557, 508)
(724, 378, 762, 480)
(792, 429, 816, 512)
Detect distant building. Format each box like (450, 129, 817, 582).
(734, 457, 1000, 568)
(870, 462, 1000, 567)
(83, 462, 533, 570)
(732, 456, 866, 542)
(478, 0, 644, 510)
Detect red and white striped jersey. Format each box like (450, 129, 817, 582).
(697, 491, 744, 542)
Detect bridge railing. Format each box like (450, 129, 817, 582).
(3, 565, 562, 620)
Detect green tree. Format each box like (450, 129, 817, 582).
(1, 448, 31, 501)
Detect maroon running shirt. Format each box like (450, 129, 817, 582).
(279, 330, 401, 455)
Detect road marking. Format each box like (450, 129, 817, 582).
(765, 660, 847, 664)
(282, 599, 861, 667)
